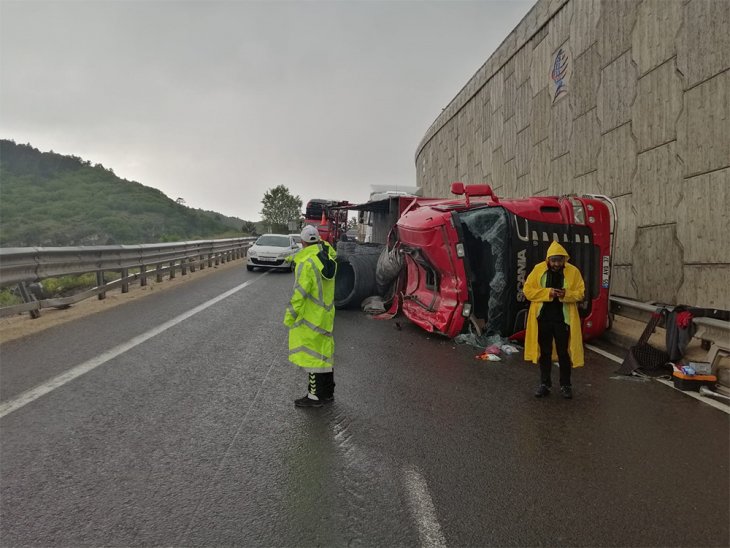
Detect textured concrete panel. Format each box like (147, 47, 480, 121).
(530, 138, 552, 194)
(676, 168, 730, 263)
(490, 71, 504, 112)
(516, 174, 530, 195)
(514, 82, 533, 133)
(531, 88, 552, 145)
(678, 266, 730, 309)
(599, 0, 639, 67)
(611, 265, 638, 299)
(572, 108, 600, 177)
(514, 45, 531, 88)
(677, 0, 730, 89)
(473, 94, 486, 144)
(571, 0, 600, 58)
(530, 33, 552, 96)
(549, 152, 573, 195)
(550, 96, 573, 158)
(614, 194, 637, 265)
(599, 123, 636, 197)
(572, 170, 600, 197)
(503, 73, 517, 121)
(481, 138, 494, 178)
(678, 71, 730, 177)
(632, 0, 682, 76)
(493, 147, 517, 192)
(503, 116, 517, 162)
(633, 60, 683, 152)
(570, 43, 600, 119)
(491, 106, 504, 151)
(482, 98, 492, 142)
(516, 127, 532, 178)
(549, 0, 574, 53)
(598, 51, 637, 133)
(631, 224, 683, 301)
(633, 142, 683, 226)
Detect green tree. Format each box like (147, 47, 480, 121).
(260, 185, 302, 231)
(241, 220, 257, 235)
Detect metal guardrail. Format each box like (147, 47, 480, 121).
(0, 237, 256, 318)
(609, 296, 730, 366)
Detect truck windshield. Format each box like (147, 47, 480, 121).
(455, 207, 509, 336)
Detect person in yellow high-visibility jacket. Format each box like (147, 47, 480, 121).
(523, 241, 585, 399)
(284, 225, 337, 407)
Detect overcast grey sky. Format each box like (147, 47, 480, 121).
(0, 0, 532, 221)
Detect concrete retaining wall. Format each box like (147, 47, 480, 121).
(415, 0, 729, 309)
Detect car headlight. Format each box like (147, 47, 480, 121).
(248, 249, 258, 257)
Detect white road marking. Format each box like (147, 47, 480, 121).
(585, 343, 623, 364)
(403, 466, 447, 548)
(586, 344, 730, 415)
(0, 275, 266, 419)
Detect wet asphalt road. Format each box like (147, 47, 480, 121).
(1, 265, 728, 547)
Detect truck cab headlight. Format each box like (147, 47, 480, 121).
(456, 243, 465, 258)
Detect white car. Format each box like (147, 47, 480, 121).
(289, 234, 303, 249)
(246, 234, 299, 272)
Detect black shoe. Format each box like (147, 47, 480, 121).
(320, 394, 334, 402)
(560, 386, 573, 399)
(534, 384, 551, 398)
(294, 395, 324, 407)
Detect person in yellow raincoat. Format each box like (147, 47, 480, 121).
(284, 225, 337, 407)
(523, 241, 585, 399)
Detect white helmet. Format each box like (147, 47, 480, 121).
(300, 225, 321, 243)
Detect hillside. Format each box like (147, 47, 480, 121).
(0, 140, 251, 247)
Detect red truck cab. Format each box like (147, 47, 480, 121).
(395, 184, 614, 341)
(303, 199, 350, 244)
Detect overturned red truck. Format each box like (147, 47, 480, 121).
(331, 184, 615, 341)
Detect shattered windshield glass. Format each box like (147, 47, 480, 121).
(456, 207, 509, 335)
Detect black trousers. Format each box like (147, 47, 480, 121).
(308, 372, 335, 398)
(537, 319, 572, 387)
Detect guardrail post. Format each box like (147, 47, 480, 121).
(169, 261, 176, 279)
(207, 253, 213, 268)
(156, 263, 163, 283)
(198, 254, 205, 270)
(121, 268, 129, 293)
(189, 257, 196, 273)
(215, 253, 221, 266)
(140, 264, 147, 287)
(97, 271, 106, 300)
(17, 282, 41, 319)
(181, 258, 188, 276)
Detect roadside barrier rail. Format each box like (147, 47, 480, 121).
(0, 237, 256, 318)
(610, 295, 730, 367)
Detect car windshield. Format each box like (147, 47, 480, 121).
(256, 235, 290, 247)
(455, 206, 509, 335)
(291, 235, 302, 244)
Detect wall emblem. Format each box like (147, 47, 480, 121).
(551, 45, 571, 103)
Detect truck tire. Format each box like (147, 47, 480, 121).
(352, 242, 384, 255)
(334, 253, 379, 309)
(336, 240, 356, 260)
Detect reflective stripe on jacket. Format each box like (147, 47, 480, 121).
(283, 242, 337, 371)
